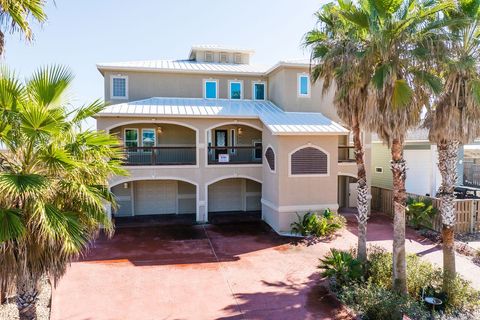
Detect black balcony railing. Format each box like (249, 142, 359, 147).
(123, 146, 196, 166)
(208, 146, 263, 165)
(338, 146, 356, 163)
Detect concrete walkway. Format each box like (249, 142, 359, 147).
(50, 213, 480, 320)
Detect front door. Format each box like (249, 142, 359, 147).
(215, 130, 228, 159)
(348, 182, 358, 208)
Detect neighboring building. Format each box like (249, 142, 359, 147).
(95, 44, 371, 233)
(371, 129, 464, 196)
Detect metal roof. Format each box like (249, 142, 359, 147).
(190, 44, 255, 54)
(97, 97, 348, 135)
(97, 59, 269, 76)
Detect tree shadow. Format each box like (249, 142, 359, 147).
(217, 274, 354, 320)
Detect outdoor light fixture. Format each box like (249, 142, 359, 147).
(237, 127, 243, 135)
(123, 182, 129, 189)
(157, 126, 163, 134)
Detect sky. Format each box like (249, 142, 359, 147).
(6, 0, 328, 128)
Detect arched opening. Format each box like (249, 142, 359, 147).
(338, 175, 358, 210)
(206, 123, 262, 165)
(109, 122, 197, 166)
(110, 179, 197, 223)
(207, 177, 262, 222)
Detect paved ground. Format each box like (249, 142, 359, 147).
(50, 213, 480, 320)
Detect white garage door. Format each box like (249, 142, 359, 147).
(404, 150, 432, 196)
(134, 180, 177, 215)
(209, 179, 242, 212)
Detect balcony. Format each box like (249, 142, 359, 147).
(123, 147, 196, 166)
(208, 146, 263, 165)
(338, 145, 356, 163)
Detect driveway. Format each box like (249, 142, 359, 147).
(51, 220, 351, 320)
(51, 213, 480, 320)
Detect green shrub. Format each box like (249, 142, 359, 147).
(406, 196, 437, 229)
(318, 249, 363, 286)
(338, 282, 430, 320)
(290, 210, 346, 237)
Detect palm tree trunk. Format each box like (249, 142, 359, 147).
(0, 29, 4, 56)
(352, 117, 368, 263)
(390, 138, 407, 294)
(16, 273, 39, 320)
(436, 140, 459, 292)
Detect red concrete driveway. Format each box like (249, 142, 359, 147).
(51, 221, 351, 320)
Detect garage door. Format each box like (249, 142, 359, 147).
(209, 179, 242, 212)
(404, 150, 432, 196)
(134, 180, 177, 215)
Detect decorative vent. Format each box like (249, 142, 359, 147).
(265, 147, 275, 171)
(291, 147, 328, 175)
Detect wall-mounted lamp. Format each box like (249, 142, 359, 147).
(237, 127, 243, 135)
(157, 126, 163, 134)
(123, 182, 129, 189)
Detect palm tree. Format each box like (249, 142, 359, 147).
(424, 0, 480, 293)
(337, 0, 447, 294)
(0, 66, 126, 320)
(0, 0, 48, 55)
(304, 2, 372, 263)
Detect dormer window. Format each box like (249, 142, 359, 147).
(111, 75, 128, 99)
(234, 53, 242, 64)
(205, 51, 214, 62)
(220, 52, 228, 63)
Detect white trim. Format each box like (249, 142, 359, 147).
(297, 73, 311, 98)
(252, 139, 262, 160)
(252, 81, 267, 100)
(124, 128, 139, 147)
(264, 144, 276, 173)
(261, 198, 339, 213)
(205, 174, 262, 221)
(338, 162, 357, 166)
(110, 75, 128, 100)
(288, 143, 330, 177)
(338, 172, 358, 179)
(228, 80, 244, 100)
(203, 79, 218, 99)
(109, 177, 200, 222)
(141, 128, 156, 147)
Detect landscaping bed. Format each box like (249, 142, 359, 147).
(0, 277, 51, 320)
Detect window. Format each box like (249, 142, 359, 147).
(229, 81, 243, 99)
(298, 74, 310, 97)
(375, 167, 384, 173)
(205, 51, 214, 62)
(220, 52, 228, 63)
(234, 53, 242, 64)
(142, 129, 155, 147)
(253, 140, 262, 160)
(253, 82, 266, 100)
(290, 146, 328, 176)
(204, 79, 218, 99)
(124, 129, 138, 147)
(265, 147, 275, 172)
(111, 76, 128, 99)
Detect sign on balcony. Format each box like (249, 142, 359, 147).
(218, 154, 230, 163)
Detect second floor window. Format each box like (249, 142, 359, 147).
(142, 129, 155, 147)
(229, 81, 242, 100)
(111, 76, 128, 99)
(253, 82, 266, 100)
(124, 129, 138, 147)
(298, 74, 310, 97)
(204, 80, 218, 99)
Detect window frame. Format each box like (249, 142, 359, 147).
(205, 51, 214, 62)
(297, 73, 311, 98)
(252, 139, 262, 161)
(203, 79, 218, 99)
(124, 128, 139, 148)
(110, 75, 128, 99)
(141, 128, 156, 147)
(252, 81, 267, 100)
(264, 145, 276, 173)
(288, 144, 330, 177)
(234, 53, 242, 64)
(220, 52, 228, 63)
(228, 80, 243, 100)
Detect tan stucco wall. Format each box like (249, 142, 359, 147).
(104, 71, 268, 104)
(267, 66, 339, 122)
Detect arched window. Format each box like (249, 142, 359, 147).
(290, 146, 328, 176)
(265, 147, 275, 172)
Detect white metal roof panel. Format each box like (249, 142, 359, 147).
(97, 97, 348, 135)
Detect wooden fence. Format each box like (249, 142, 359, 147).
(371, 186, 480, 234)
